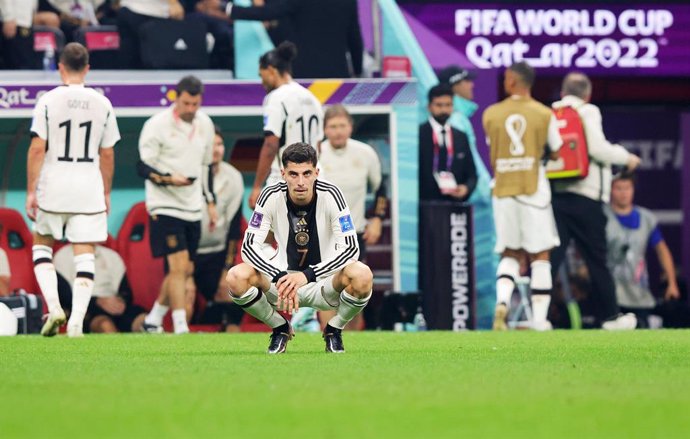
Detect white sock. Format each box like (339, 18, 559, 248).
(32, 245, 61, 314)
(145, 302, 169, 326)
(232, 287, 286, 328)
(68, 253, 95, 327)
(531, 295, 551, 325)
(530, 260, 553, 324)
(328, 290, 371, 330)
(496, 257, 520, 306)
(172, 309, 189, 334)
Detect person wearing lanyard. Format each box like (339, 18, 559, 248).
(418, 84, 477, 203)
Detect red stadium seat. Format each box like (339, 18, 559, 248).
(116, 202, 164, 311)
(0, 208, 40, 294)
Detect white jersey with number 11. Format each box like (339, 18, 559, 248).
(30, 84, 120, 214)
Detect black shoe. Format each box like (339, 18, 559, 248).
(267, 322, 293, 354)
(140, 321, 163, 334)
(323, 324, 345, 353)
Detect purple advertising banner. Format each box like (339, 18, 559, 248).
(0, 80, 415, 110)
(400, 3, 690, 75)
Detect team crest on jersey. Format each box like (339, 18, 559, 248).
(249, 212, 263, 228)
(339, 215, 354, 233)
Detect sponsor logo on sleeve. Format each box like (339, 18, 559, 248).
(249, 212, 263, 228)
(339, 215, 354, 233)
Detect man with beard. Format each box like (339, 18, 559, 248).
(419, 84, 477, 203)
(136, 75, 217, 334)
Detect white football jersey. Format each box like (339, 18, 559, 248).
(30, 84, 120, 214)
(262, 81, 323, 182)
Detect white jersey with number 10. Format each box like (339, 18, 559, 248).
(30, 84, 120, 214)
(262, 81, 323, 184)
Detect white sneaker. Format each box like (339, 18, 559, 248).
(67, 323, 84, 338)
(602, 313, 637, 330)
(532, 320, 553, 331)
(492, 303, 509, 331)
(41, 309, 66, 337)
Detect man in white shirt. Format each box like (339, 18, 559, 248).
(249, 41, 323, 208)
(193, 126, 245, 332)
(315, 104, 386, 331)
(26, 42, 120, 337)
(226, 143, 373, 354)
(0, 246, 10, 296)
(136, 75, 217, 334)
(550, 72, 641, 330)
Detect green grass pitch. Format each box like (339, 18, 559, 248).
(2, 331, 689, 438)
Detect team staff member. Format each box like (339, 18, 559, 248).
(482, 61, 562, 331)
(193, 126, 245, 332)
(317, 104, 386, 330)
(319, 104, 386, 259)
(551, 72, 641, 330)
(248, 41, 323, 208)
(136, 75, 217, 334)
(605, 172, 679, 328)
(419, 84, 477, 202)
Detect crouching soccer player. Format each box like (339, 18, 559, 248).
(226, 142, 373, 354)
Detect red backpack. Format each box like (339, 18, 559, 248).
(546, 106, 590, 180)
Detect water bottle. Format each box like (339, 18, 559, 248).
(413, 306, 427, 331)
(43, 46, 55, 72)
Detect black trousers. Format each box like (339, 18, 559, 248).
(550, 192, 619, 323)
(186, 12, 233, 70)
(117, 7, 162, 69)
(0, 26, 37, 69)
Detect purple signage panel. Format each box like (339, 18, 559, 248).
(0, 80, 414, 110)
(400, 3, 690, 75)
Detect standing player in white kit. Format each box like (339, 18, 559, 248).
(26, 42, 120, 337)
(249, 40, 323, 208)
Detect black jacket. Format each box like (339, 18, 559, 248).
(231, 0, 363, 78)
(418, 121, 477, 202)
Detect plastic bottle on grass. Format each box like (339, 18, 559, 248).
(413, 306, 427, 331)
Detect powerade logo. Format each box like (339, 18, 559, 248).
(450, 212, 470, 330)
(454, 8, 674, 69)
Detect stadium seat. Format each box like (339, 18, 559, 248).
(0, 208, 40, 294)
(139, 18, 209, 69)
(73, 25, 120, 69)
(116, 202, 164, 311)
(33, 25, 66, 68)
